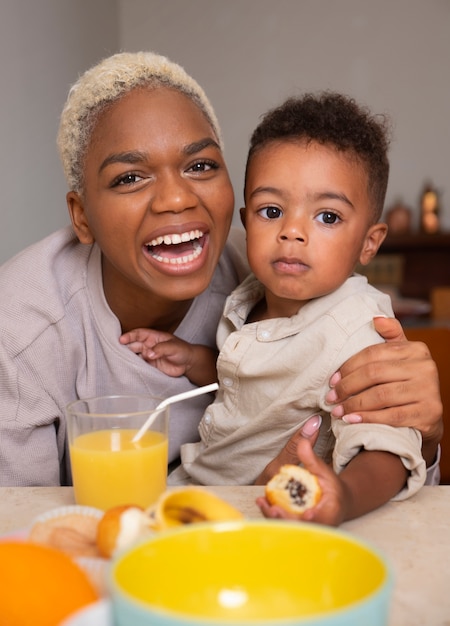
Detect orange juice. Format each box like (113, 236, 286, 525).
(69, 429, 168, 511)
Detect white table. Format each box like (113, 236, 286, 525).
(1, 485, 449, 626)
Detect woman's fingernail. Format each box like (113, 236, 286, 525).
(326, 389, 338, 403)
(302, 415, 322, 437)
(331, 405, 344, 418)
(329, 372, 341, 387)
(342, 413, 363, 424)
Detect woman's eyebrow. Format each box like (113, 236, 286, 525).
(98, 139, 220, 173)
(99, 150, 147, 173)
(183, 138, 221, 155)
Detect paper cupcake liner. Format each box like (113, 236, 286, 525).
(29, 505, 109, 595)
(76, 556, 109, 597)
(30, 505, 104, 525)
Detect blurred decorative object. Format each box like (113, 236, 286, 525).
(389, 296, 431, 319)
(420, 182, 440, 234)
(356, 253, 404, 289)
(378, 232, 450, 300)
(430, 286, 450, 320)
(385, 201, 412, 234)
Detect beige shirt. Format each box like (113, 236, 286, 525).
(170, 274, 426, 499)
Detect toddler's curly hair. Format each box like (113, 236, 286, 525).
(245, 92, 391, 220)
(57, 51, 222, 194)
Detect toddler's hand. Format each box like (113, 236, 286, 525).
(120, 328, 193, 377)
(257, 438, 347, 527)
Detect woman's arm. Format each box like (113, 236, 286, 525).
(326, 316, 443, 467)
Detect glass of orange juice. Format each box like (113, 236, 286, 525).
(66, 395, 169, 511)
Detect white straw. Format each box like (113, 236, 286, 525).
(132, 382, 219, 443)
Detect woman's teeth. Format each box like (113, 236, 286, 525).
(151, 240, 202, 264)
(145, 230, 204, 265)
(146, 229, 203, 247)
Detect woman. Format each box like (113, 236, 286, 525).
(0, 51, 442, 486)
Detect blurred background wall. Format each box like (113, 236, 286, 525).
(0, 0, 118, 264)
(1, 0, 449, 264)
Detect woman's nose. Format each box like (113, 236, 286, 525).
(151, 173, 198, 214)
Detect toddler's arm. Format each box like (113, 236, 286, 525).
(120, 328, 218, 386)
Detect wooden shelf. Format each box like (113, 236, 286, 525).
(377, 232, 450, 300)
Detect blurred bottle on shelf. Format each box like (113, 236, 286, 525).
(420, 182, 440, 234)
(385, 200, 412, 235)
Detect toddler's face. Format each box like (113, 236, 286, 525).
(242, 140, 386, 317)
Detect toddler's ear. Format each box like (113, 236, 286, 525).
(359, 223, 388, 266)
(239, 207, 247, 228)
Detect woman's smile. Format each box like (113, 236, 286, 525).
(143, 228, 209, 274)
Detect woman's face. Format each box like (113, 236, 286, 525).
(68, 87, 234, 308)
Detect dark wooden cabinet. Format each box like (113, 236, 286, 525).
(376, 232, 450, 300)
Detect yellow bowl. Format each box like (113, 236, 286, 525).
(110, 520, 392, 625)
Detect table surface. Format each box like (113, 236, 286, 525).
(1, 485, 449, 626)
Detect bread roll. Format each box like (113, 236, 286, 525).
(29, 507, 103, 558)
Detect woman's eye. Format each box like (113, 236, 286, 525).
(187, 160, 218, 173)
(258, 206, 283, 219)
(112, 173, 143, 187)
(317, 211, 340, 225)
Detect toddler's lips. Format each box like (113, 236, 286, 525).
(273, 257, 309, 273)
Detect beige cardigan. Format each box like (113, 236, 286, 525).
(0, 226, 248, 486)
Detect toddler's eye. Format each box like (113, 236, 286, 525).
(317, 211, 340, 225)
(258, 206, 283, 219)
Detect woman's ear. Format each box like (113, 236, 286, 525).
(359, 222, 388, 266)
(67, 191, 94, 244)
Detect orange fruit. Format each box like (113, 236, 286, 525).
(0, 541, 99, 626)
(96, 504, 151, 558)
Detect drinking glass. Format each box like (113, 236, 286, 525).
(66, 395, 169, 511)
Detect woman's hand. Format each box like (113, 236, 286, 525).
(254, 415, 322, 485)
(325, 316, 443, 466)
(256, 438, 347, 526)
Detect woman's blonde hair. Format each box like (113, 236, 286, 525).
(57, 51, 222, 193)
